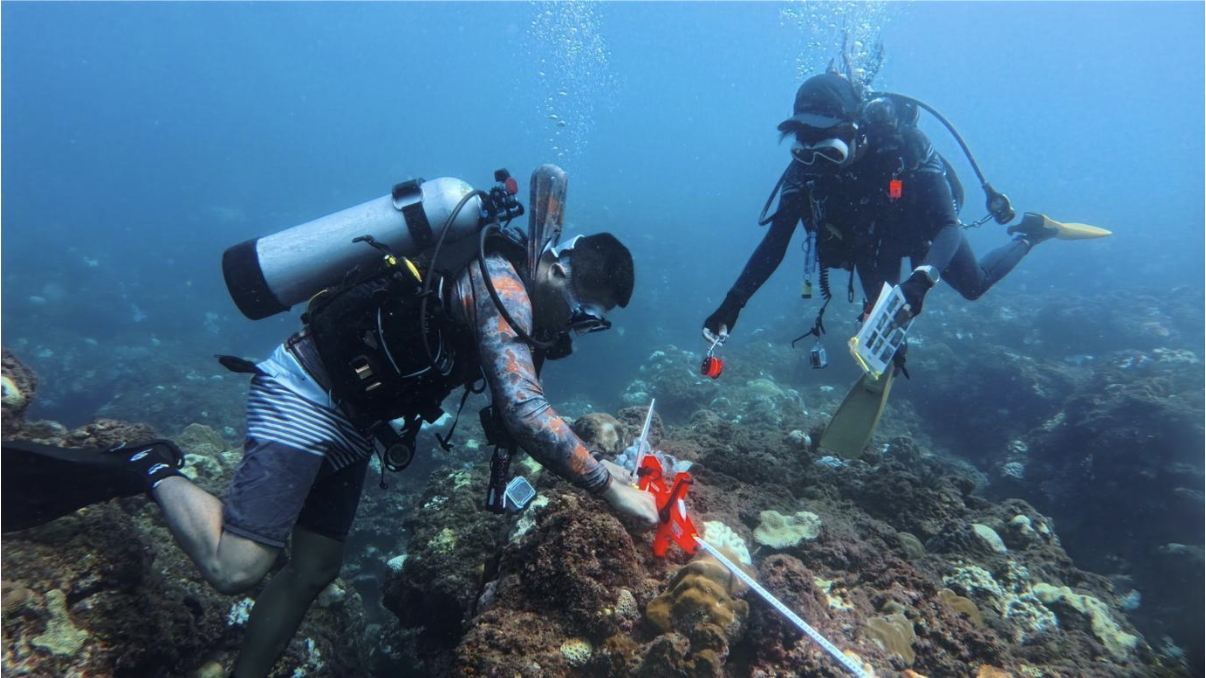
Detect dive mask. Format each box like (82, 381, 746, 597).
(568, 303, 611, 335)
(792, 137, 851, 166)
(546, 234, 612, 335)
(788, 119, 858, 167)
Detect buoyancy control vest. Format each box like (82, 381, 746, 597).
(302, 252, 479, 433)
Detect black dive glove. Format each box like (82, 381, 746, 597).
(703, 292, 744, 336)
(898, 266, 939, 317)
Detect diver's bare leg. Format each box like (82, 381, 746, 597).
(152, 476, 278, 594)
(232, 527, 345, 678)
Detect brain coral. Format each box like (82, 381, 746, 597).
(702, 520, 752, 566)
(646, 553, 751, 642)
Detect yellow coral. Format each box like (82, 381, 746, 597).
(646, 554, 750, 641)
(813, 577, 854, 611)
(844, 650, 877, 677)
(754, 509, 822, 548)
(1032, 583, 1138, 660)
(31, 589, 88, 657)
(938, 587, 984, 626)
(864, 612, 916, 666)
(560, 637, 593, 667)
(430, 527, 457, 555)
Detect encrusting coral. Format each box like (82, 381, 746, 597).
(864, 611, 917, 666)
(754, 509, 822, 549)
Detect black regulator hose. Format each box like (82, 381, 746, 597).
(419, 189, 489, 373)
(874, 91, 1015, 224)
(478, 223, 558, 350)
(875, 91, 989, 188)
(758, 164, 792, 226)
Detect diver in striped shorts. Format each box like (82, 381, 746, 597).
(150, 232, 658, 677)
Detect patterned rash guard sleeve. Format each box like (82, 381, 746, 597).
(466, 254, 612, 494)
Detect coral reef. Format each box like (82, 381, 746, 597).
(2, 348, 38, 433)
(572, 412, 627, 457)
(753, 509, 823, 549)
(4, 285, 1200, 677)
(645, 552, 750, 642)
(864, 611, 917, 665)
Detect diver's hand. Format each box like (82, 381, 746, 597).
(599, 459, 658, 530)
(702, 293, 742, 343)
(899, 266, 939, 317)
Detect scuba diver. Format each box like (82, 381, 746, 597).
(701, 62, 1110, 458)
(3, 165, 658, 678)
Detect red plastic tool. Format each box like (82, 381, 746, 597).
(637, 455, 700, 557)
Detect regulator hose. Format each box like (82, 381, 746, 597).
(419, 189, 489, 373)
(478, 223, 558, 350)
(873, 91, 990, 189)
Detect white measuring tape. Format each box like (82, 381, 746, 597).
(694, 537, 872, 678)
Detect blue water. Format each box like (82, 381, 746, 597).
(2, 1, 1202, 412)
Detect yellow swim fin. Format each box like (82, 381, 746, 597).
(1009, 212, 1112, 241)
(819, 368, 896, 460)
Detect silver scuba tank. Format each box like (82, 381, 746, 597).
(222, 177, 483, 320)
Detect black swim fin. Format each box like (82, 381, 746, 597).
(1, 439, 184, 533)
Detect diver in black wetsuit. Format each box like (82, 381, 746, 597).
(702, 71, 1077, 344)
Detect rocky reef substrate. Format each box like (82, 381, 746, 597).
(2, 286, 1201, 677)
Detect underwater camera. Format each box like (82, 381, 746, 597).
(809, 343, 828, 370)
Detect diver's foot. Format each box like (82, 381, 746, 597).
(1008, 212, 1059, 247)
(1008, 212, 1113, 247)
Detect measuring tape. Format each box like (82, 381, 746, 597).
(694, 537, 872, 678)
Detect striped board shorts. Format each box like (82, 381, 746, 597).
(222, 343, 376, 548)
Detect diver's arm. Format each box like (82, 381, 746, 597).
(921, 224, 963, 272)
(913, 164, 963, 272)
(704, 187, 803, 337)
(901, 167, 963, 313)
(729, 195, 803, 303)
(469, 255, 611, 494)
